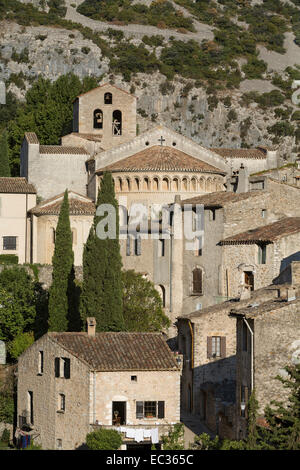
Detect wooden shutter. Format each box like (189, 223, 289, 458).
(55, 357, 60, 377)
(207, 337, 212, 359)
(193, 269, 202, 294)
(221, 337, 226, 358)
(136, 401, 144, 419)
(63, 358, 70, 379)
(158, 401, 165, 419)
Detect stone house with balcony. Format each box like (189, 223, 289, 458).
(17, 318, 181, 450)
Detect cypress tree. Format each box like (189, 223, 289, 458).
(48, 190, 74, 332)
(80, 172, 124, 331)
(0, 130, 11, 177)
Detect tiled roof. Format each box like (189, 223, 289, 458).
(180, 190, 264, 207)
(98, 146, 226, 174)
(0, 177, 36, 194)
(25, 132, 39, 144)
(70, 133, 103, 143)
(49, 332, 179, 371)
(211, 148, 267, 160)
(76, 83, 137, 99)
(39, 145, 89, 155)
(30, 197, 95, 216)
(230, 296, 300, 319)
(220, 217, 300, 244)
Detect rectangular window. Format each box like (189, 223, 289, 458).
(131, 376, 137, 382)
(38, 351, 44, 375)
(27, 391, 33, 425)
(212, 337, 221, 357)
(55, 357, 70, 379)
(207, 337, 226, 359)
(195, 237, 202, 257)
(136, 401, 165, 419)
(158, 239, 165, 257)
(3, 236, 17, 250)
(59, 394, 65, 412)
(258, 245, 266, 264)
(261, 209, 266, 218)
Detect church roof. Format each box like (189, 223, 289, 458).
(68, 132, 103, 143)
(76, 83, 137, 100)
(39, 145, 89, 155)
(0, 177, 36, 194)
(30, 192, 95, 216)
(48, 332, 179, 371)
(210, 148, 267, 160)
(180, 190, 264, 208)
(220, 217, 300, 244)
(97, 145, 226, 174)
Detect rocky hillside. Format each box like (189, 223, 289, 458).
(1, 0, 300, 167)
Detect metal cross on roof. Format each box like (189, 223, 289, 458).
(158, 136, 166, 146)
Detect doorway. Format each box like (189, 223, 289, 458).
(112, 401, 126, 425)
(244, 271, 254, 291)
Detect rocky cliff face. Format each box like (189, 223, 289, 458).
(1, 0, 300, 165)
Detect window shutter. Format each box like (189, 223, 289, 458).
(207, 337, 212, 359)
(157, 401, 165, 419)
(193, 269, 202, 294)
(136, 401, 144, 419)
(221, 337, 226, 358)
(64, 358, 70, 379)
(126, 236, 131, 256)
(55, 358, 60, 377)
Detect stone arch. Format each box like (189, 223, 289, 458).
(123, 177, 130, 192)
(133, 177, 140, 191)
(142, 176, 150, 191)
(206, 177, 212, 192)
(115, 177, 123, 192)
(153, 176, 159, 191)
(199, 177, 205, 191)
(171, 177, 179, 191)
(162, 177, 170, 191)
(93, 109, 103, 129)
(104, 92, 112, 104)
(182, 177, 188, 191)
(112, 110, 122, 136)
(190, 177, 197, 192)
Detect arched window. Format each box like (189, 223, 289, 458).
(153, 177, 159, 191)
(93, 109, 103, 129)
(104, 92, 112, 104)
(143, 177, 149, 191)
(171, 178, 179, 191)
(162, 177, 169, 191)
(112, 110, 122, 136)
(191, 178, 197, 191)
(182, 178, 188, 191)
(192, 268, 203, 295)
(133, 178, 140, 191)
(158, 285, 166, 307)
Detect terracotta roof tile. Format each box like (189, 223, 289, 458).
(98, 146, 226, 174)
(30, 197, 95, 216)
(24, 132, 39, 144)
(49, 332, 179, 371)
(180, 190, 264, 207)
(211, 148, 267, 160)
(0, 177, 36, 194)
(39, 145, 89, 155)
(221, 217, 300, 244)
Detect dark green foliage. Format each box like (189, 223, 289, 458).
(110, 43, 161, 81)
(0, 394, 14, 424)
(122, 270, 170, 332)
(259, 364, 300, 450)
(1, 428, 10, 443)
(244, 390, 260, 450)
(161, 423, 185, 450)
(0, 131, 11, 177)
(242, 56, 267, 79)
(48, 190, 74, 332)
(86, 429, 122, 450)
(0, 254, 18, 264)
(8, 331, 34, 360)
(67, 266, 82, 331)
(268, 121, 295, 137)
(77, 0, 195, 31)
(81, 173, 124, 332)
(7, 73, 99, 174)
(0, 268, 36, 343)
(142, 34, 164, 47)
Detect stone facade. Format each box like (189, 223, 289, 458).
(17, 328, 181, 450)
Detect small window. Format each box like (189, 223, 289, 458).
(104, 92, 112, 104)
(158, 239, 165, 257)
(207, 336, 226, 359)
(58, 394, 65, 412)
(3, 236, 17, 250)
(93, 109, 103, 129)
(112, 110, 122, 136)
(57, 439, 63, 450)
(258, 245, 266, 265)
(212, 337, 221, 358)
(192, 268, 203, 295)
(261, 209, 266, 218)
(144, 401, 157, 418)
(131, 376, 137, 382)
(38, 351, 44, 375)
(136, 401, 165, 419)
(55, 357, 71, 379)
(209, 209, 216, 221)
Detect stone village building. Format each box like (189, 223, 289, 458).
(17, 318, 182, 450)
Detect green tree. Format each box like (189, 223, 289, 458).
(81, 172, 124, 331)
(8, 331, 34, 360)
(245, 389, 260, 450)
(122, 270, 170, 332)
(86, 429, 122, 450)
(48, 190, 74, 332)
(259, 364, 300, 450)
(0, 130, 10, 177)
(0, 269, 36, 343)
(161, 423, 185, 450)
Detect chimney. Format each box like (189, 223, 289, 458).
(87, 317, 96, 336)
(236, 164, 249, 194)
